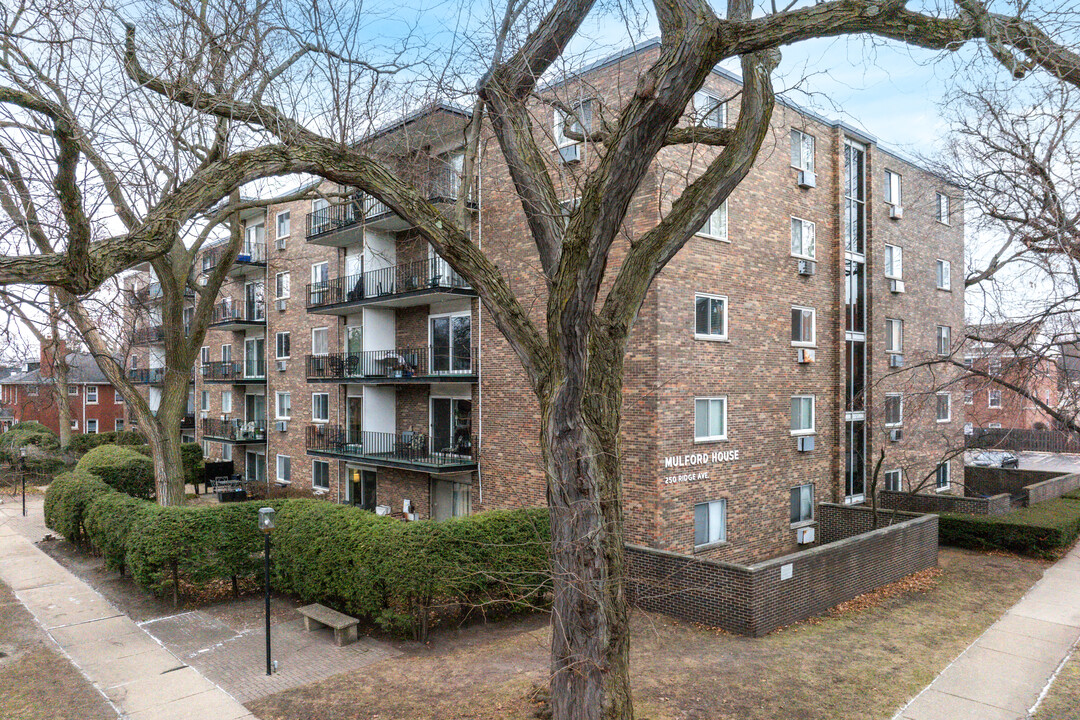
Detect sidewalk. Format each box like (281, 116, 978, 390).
(0, 499, 256, 720)
(894, 541, 1080, 720)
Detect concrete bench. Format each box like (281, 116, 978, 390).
(297, 603, 358, 646)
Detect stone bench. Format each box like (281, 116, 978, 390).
(297, 603, 358, 646)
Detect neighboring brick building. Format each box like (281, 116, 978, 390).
(125, 42, 965, 562)
(0, 346, 127, 436)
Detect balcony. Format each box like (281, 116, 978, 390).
(201, 417, 266, 444)
(130, 325, 166, 345)
(209, 299, 266, 331)
(128, 368, 165, 385)
(305, 346, 478, 384)
(181, 413, 196, 429)
(306, 258, 475, 313)
(201, 361, 266, 384)
(305, 425, 478, 472)
(200, 241, 266, 277)
(129, 283, 195, 305)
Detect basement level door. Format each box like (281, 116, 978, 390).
(348, 467, 377, 511)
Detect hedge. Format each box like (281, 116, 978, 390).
(938, 497, 1080, 558)
(66, 430, 147, 454)
(0, 421, 59, 462)
(76, 444, 155, 499)
(43, 470, 113, 547)
(129, 442, 204, 487)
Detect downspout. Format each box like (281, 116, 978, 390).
(476, 140, 484, 507)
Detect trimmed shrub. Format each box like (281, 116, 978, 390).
(130, 442, 203, 487)
(939, 497, 1080, 558)
(43, 470, 113, 546)
(85, 491, 147, 574)
(67, 430, 147, 454)
(76, 445, 154, 499)
(0, 421, 59, 461)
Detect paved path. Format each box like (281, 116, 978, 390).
(0, 500, 256, 720)
(894, 541, 1080, 720)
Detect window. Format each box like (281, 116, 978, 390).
(791, 307, 816, 346)
(936, 326, 951, 356)
(790, 129, 815, 173)
(86, 419, 98, 434)
(68, 385, 78, 396)
(989, 389, 1002, 408)
(989, 422, 1002, 429)
(200, 390, 209, 412)
(312, 393, 329, 422)
(964, 356, 974, 368)
(885, 318, 903, 353)
(70, 419, 78, 430)
(27, 385, 38, 396)
(693, 91, 726, 129)
(86, 386, 98, 404)
(790, 217, 816, 259)
(222, 391, 232, 414)
(221, 443, 232, 462)
(276, 455, 291, 484)
(312, 460, 330, 490)
(553, 100, 593, 160)
(790, 484, 814, 524)
(275, 272, 290, 299)
(131, 356, 138, 370)
(244, 337, 265, 378)
(429, 313, 473, 373)
(697, 201, 728, 242)
(694, 294, 728, 340)
(312, 327, 329, 357)
(935, 462, 950, 490)
(964, 389, 974, 405)
(989, 358, 1001, 375)
(936, 393, 951, 422)
(276, 392, 291, 420)
(884, 469, 902, 492)
(694, 397, 727, 442)
(936, 193, 950, 224)
(115, 419, 124, 432)
(202, 440, 210, 458)
(221, 344, 232, 364)
(276, 332, 291, 359)
(790, 396, 815, 435)
(884, 170, 902, 206)
(884, 394, 903, 426)
(310, 262, 329, 304)
(694, 499, 727, 547)
(276, 211, 291, 239)
(884, 244, 903, 279)
(201, 346, 210, 366)
(936, 260, 951, 290)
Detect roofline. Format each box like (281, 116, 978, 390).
(361, 102, 472, 144)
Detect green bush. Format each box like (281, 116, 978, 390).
(0, 421, 59, 461)
(130, 442, 203, 487)
(67, 430, 147, 454)
(76, 445, 154, 499)
(43, 470, 113, 546)
(85, 491, 147, 573)
(939, 497, 1080, 558)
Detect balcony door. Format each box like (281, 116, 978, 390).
(430, 397, 472, 455)
(431, 478, 470, 521)
(348, 466, 377, 511)
(245, 393, 266, 426)
(429, 312, 471, 374)
(245, 281, 264, 320)
(347, 396, 362, 445)
(311, 262, 329, 305)
(245, 451, 266, 487)
(311, 198, 330, 234)
(244, 337, 265, 378)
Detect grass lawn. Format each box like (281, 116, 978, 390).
(0, 579, 114, 720)
(1036, 652, 1080, 720)
(249, 547, 1047, 720)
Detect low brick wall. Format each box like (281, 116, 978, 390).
(1025, 473, 1080, 505)
(964, 467, 1065, 498)
(878, 489, 1012, 516)
(626, 504, 938, 637)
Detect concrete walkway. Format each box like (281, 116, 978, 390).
(895, 541, 1080, 720)
(0, 500, 256, 720)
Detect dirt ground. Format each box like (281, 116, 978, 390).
(1036, 652, 1080, 720)
(248, 548, 1049, 720)
(0, 579, 114, 720)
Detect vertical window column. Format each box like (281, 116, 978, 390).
(844, 139, 868, 503)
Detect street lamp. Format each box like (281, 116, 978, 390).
(18, 447, 26, 517)
(258, 507, 275, 676)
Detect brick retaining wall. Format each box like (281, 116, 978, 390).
(626, 503, 939, 636)
(878, 489, 1012, 516)
(964, 467, 1065, 498)
(1025, 473, 1080, 506)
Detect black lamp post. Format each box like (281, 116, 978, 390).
(258, 506, 276, 675)
(19, 447, 26, 517)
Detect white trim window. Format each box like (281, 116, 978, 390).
(222, 344, 232, 364)
(275, 272, 291, 299)
(790, 484, 814, 524)
(989, 389, 1002, 408)
(937, 325, 952, 356)
(312, 327, 329, 357)
(276, 210, 291, 239)
(693, 91, 727, 129)
(791, 306, 816, 346)
(276, 331, 291, 360)
(276, 391, 291, 420)
(790, 396, 815, 435)
(276, 455, 291, 484)
(312, 459, 330, 490)
(68, 385, 78, 396)
(936, 193, 950, 225)
(884, 393, 903, 427)
(27, 385, 38, 396)
(936, 392, 951, 422)
(884, 469, 902, 492)
(935, 462, 950, 491)
(553, 100, 593, 162)
(884, 244, 903, 279)
(694, 293, 728, 341)
(86, 419, 98, 434)
(790, 129, 815, 173)
(312, 392, 329, 423)
(790, 217, 816, 260)
(201, 346, 210, 366)
(221, 442, 232, 462)
(310, 262, 329, 304)
(222, 390, 233, 414)
(884, 170, 902, 206)
(697, 201, 728, 242)
(200, 390, 209, 412)
(694, 499, 727, 548)
(886, 318, 904, 353)
(936, 260, 951, 290)
(115, 419, 124, 432)
(989, 422, 1002, 429)
(989, 357, 1002, 375)
(86, 385, 98, 404)
(964, 389, 974, 405)
(694, 397, 728, 442)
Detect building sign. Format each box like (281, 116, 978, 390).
(661, 449, 740, 484)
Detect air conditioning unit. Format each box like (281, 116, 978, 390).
(797, 259, 816, 276)
(375, 505, 391, 516)
(796, 526, 816, 544)
(558, 143, 581, 163)
(889, 204, 904, 219)
(276, 237, 286, 251)
(888, 354, 904, 368)
(200, 411, 208, 420)
(890, 279, 905, 294)
(797, 170, 817, 189)
(889, 428, 903, 442)
(276, 420, 288, 432)
(797, 348, 816, 364)
(276, 360, 287, 372)
(797, 435, 815, 452)
(276, 299, 287, 311)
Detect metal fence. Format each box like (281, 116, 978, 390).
(201, 417, 266, 442)
(305, 346, 477, 381)
(305, 425, 477, 466)
(306, 257, 471, 309)
(966, 427, 1080, 454)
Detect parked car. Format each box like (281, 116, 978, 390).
(967, 450, 1020, 468)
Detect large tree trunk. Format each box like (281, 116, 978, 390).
(144, 418, 186, 505)
(54, 365, 72, 448)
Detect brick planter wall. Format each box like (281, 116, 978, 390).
(964, 467, 1065, 498)
(626, 503, 938, 636)
(878, 489, 1012, 516)
(1024, 473, 1080, 506)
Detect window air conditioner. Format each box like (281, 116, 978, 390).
(797, 170, 816, 189)
(889, 204, 904, 220)
(276, 420, 288, 432)
(375, 505, 391, 516)
(797, 259, 816, 276)
(276, 299, 287, 311)
(889, 428, 903, 442)
(890, 279, 905, 294)
(797, 348, 816, 364)
(276, 237, 286, 251)
(276, 360, 287, 372)
(797, 435, 815, 452)
(889, 354, 904, 368)
(796, 526, 815, 544)
(558, 144, 581, 163)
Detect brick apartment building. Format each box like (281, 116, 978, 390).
(124, 42, 965, 563)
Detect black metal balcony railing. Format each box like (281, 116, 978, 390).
(306, 258, 471, 309)
(201, 241, 266, 273)
(130, 325, 166, 345)
(201, 361, 265, 382)
(201, 417, 266, 443)
(305, 345, 478, 382)
(129, 284, 195, 305)
(210, 299, 265, 325)
(306, 425, 477, 468)
(181, 413, 196, 428)
(128, 368, 166, 384)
